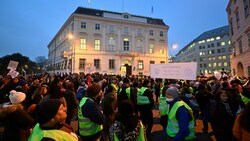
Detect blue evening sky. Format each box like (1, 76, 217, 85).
(0, 0, 229, 61)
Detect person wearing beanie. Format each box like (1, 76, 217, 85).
(78, 83, 105, 141)
(164, 87, 196, 141)
(0, 90, 34, 141)
(137, 79, 154, 138)
(109, 100, 146, 141)
(28, 99, 78, 141)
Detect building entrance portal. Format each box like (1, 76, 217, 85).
(237, 62, 244, 78)
(121, 60, 132, 76)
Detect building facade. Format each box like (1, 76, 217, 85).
(47, 7, 169, 76)
(227, 0, 250, 78)
(175, 26, 231, 76)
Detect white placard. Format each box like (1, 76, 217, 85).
(7, 69, 19, 79)
(150, 62, 197, 80)
(7, 60, 19, 70)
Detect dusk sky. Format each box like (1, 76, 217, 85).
(0, 0, 229, 61)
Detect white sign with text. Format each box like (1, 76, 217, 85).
(150, 62, 197, 80)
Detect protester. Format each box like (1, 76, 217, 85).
(0, 90, 34, 141)
(165, 87, 195, 141)
(78, 83, 105, 141)
(28, 99, 78, 141)
(137, 79, 154, 137)
(109, 100, 146, 141)
(233, 102, 250, 141)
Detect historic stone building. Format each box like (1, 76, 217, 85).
(47, 7, 169, 76)
(227, 0, 250, 78)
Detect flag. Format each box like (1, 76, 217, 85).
(151, 6, 153, 14)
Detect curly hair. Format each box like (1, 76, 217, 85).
(239, 102, 250, 131)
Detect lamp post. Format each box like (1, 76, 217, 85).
(68, 34, 75, 74)
(169, 42, 177, 63)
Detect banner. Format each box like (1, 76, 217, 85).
(150, 62, 197, 80)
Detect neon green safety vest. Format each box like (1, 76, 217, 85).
(111, 83, 119, 93)
(159, 95, 170, 116)
(28, 123, 78, 141)
(240, 93, 250, 105)
(118, 87, 131, 99)
(166, 101, 195, 140)
(113, 121, 146, 141)
(78, 97, 103, 136)
(137, 87, 150, 105)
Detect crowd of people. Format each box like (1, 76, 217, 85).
(0, 72, 249, 141)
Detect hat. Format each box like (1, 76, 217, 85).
(36, 99, 61, 124)
(118, 100, 134, 116)
(166, 87, 179, 98)
(9, 90, 26, 104)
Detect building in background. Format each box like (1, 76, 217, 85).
(227, 0, 250, 78)
(175, 26, 231, 76)
(47, 7, 169, 76)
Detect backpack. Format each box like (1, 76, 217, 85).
(117, 87, 129, 102)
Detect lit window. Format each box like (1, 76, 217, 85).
(224, 62, 228, 67)
(208, 63, 212, 67)
(123, 38, 129, 51)
(80, 38, 86, 50)
(210, 38, 214, 41)
(213, 63, 217, 67)
(150, 43, 154, 53)
(218, 63, 222, 67)
(94, 39, 100, 50)
(202, 40, 205, 43)
(216, 36, 221, 40)
(207, 39, 211, 42)
(222, 56, 227, 59)
(221, 42, 226, 46)
(218, 56, 222, 60)
(138, 60, 144, 70)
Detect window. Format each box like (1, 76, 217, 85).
(80, 38, 86, 50)
(236, 11, 240, 28)
(124, 15, 129, 19)
(150, 61, 155, 64)
(94, 59, 100, 69)
(248, 33, 250, 47)
(223, 62, 228, 67)
(217, 42, 221, 46)
(79, 59, 86, 69)
(211, 43, 215, 47)
(110, 25, 114, 33)
(222, 48, 226, 53)
(221, 42, 225, 46)
(160, 31, 164, 37)
(137, 39, 143, 52)
(200, 64, 203, 68)
(208, 63, 212, 67)
(239, 40, 243, 54)
(217, 49, 221, 53)
(124, 27, 128, 33)
(123, 38, 129, 51)
(208, 50, 215, 54)
(230, 20, 234, 36)
(149, 30, 153, 36)
(95, 23, 100, 30)
(138, 60, 143, 70)
(138, 28, 142, 35)
(160, 45, 164, 54)
(109, 59, 115, 69)
(149, 43, 154, 53)
(160, 61, 165, 64)
(108, 37, 115, 51)
(222, 55, 227, 59)
(204, 63, 207, 68)
(94, 39, 100, 50)
(216, 36, 221, 40)
(213, 63, 217, 67)
(218, 63, 222, 67)
(81, 22, 86, 28)
(244, 0, 249, 18)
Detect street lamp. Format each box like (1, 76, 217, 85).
(68, 34, 75, 74)
(169, 42, 177, 58)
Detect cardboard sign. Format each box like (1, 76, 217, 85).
(150, 62, 197, 80)
(7, 69, 19, 79)
(7, 60, 19, 70)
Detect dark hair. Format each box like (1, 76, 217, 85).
(86, 83, 101, 97)
(239, 102, 250, 131)
(214, 89, 229, 101)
